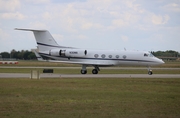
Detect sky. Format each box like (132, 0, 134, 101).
(0, 0, 180, 52)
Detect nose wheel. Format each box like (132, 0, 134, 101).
(147, 67, 153, 75)
(148, 70, 153, 75)
(81, 70, 87, 74)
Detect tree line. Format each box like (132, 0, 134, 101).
(151, 50, 179, 57)
(0, 49, 36, 60)
(0, 49, 179, 60)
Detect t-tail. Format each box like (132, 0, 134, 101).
(15, 28, 66, 52)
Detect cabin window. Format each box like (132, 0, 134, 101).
(94, 54, 99, 58)
(109, 55, 112, 58)
(101, 54, 106, 58)
(116, 55, 119, 58)
(123, 55, 127, 59)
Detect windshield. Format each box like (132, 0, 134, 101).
(144, 52, 154, 57)
(149, 52, 154, 57)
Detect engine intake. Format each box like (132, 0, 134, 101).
(59, 50, 66, 56)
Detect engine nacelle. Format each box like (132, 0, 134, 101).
(65, 49, 87, 57)
(49, 48, 87, 57)
(49, 48, 61, 56)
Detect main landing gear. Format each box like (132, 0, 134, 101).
(92, 66, 100, 74)
(81, 65, 100, 74)
(81, 70, 87, 74)
(92, 69, 98, 74)
(81, 65, 87, 74)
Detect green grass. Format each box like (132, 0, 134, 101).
(0, 78, 180, 118)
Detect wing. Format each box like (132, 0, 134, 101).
(48, 60, 115, 66)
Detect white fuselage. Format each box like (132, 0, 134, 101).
(15, 28, 164, 75)
(39, 48, 164, 67)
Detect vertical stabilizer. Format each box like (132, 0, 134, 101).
(15, 28, 60, 51)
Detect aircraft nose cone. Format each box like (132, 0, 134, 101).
(159, 59, 165, 64)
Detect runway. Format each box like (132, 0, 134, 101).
(0, 73, 180, 78)
(1, 66, 180, 70)
(1, 66, 180, 78)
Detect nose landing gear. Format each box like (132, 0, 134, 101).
(148, 70, 153, 75)
(148, 67, 153, 75)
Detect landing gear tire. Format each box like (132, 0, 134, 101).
(148, 71, 153, 75)
(92, 69, 98, 74)
(81, 70, 87, 74)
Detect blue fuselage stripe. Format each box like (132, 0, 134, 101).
(39, 53, 156, 63)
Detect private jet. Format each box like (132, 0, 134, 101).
(15, 28, 164, 75)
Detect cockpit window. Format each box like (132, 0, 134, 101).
(149, 53, 154, 57)
(144, 52, 154, 57)
(144, 53, 149, 57)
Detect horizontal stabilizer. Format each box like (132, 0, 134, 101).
(15, 28, 47, 32)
